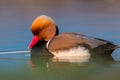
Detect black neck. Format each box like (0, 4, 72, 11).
(55, 25, 59, 35)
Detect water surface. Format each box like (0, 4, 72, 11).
(0, 0, 120, 80)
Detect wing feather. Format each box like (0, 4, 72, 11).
(48, 32, 110, 52)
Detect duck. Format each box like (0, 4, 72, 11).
(28, 15, 119, 59)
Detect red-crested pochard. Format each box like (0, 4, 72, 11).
(28, 15, 119, 58)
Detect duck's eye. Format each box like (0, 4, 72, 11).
(32, 29, 39, 35)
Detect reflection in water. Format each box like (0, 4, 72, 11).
(29, 59, 119, 80)
(29, 49, 117, 80)
(52, 56, 90, 63)
(29, 55, 115, 69)
(29, 56, 51, 70)
(29, 50, 116, 80)
(29, 41, 52, 69)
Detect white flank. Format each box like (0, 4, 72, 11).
(50, 47, 91, 63)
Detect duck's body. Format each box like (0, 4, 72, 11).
(28, 15, 119, 58)
(47, 32, 117, 57)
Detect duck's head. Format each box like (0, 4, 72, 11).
(28, 15, 58, 49)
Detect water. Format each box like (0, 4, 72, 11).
(0, 0, 120, 80)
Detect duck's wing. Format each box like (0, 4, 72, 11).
(47, 32, 116, 52)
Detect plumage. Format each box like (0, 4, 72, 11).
(47, 32, 118, 55)
(28, 15, 119, 58)
(47, 32, 105, 51)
